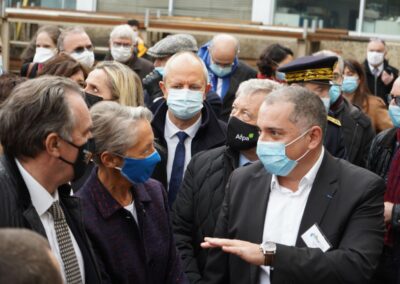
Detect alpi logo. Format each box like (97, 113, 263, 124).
(235, 133, 254, 141)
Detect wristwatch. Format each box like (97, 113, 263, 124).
(260, 241, 276, 267)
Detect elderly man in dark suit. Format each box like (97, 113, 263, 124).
(198, 33, 257, 121)
(0, 76, 101, 283)
(201, 85, 385, 284)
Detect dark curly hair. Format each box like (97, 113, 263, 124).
(257, 44, 293, 77)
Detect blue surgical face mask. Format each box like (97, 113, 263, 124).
(389, 104, 400, 128)
(329, 84, 341, 105)
(342, 76, 359, 94)
(155, 66, 164, 77)
(115, 151, 161, 184)
(256, 129, 311, 176)
(167, 88, 204, 120)
(321, 97, 330, 113)
(275, 71, 286, 81)
(209, 62, 233, 77)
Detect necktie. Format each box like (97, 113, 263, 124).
(373, 67, 379, 77)
(168, 131, 188, 207)
(48, 201, 82, 284)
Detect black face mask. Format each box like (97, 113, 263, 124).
(226, 116, 259, 151)
(59, 138, 96, 181)
(84, 92, 103, 108)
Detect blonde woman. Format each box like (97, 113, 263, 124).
(85, 60, 144, 106)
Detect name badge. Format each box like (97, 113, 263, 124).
(301, 223, 332, 252)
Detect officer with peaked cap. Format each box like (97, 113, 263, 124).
(278, 54, 375, 166)
(143, 34, 221, 116)
(277, 55, 345, 160)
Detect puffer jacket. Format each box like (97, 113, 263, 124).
(367, 127, 397, 182)
(172, 145, 239, 283)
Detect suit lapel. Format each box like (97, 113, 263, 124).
(246, 164, 272, 284)
(295, 152, 338, 246)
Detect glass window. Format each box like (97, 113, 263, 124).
(360, 0, 400, 35)
(274, 0, 360, 30)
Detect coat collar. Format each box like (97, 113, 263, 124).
(86, 167, 152, 219)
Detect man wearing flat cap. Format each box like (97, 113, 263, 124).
(278, 55, 375, 167)
(143, 34, 222, 116)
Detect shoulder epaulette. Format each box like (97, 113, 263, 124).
(327, 115, 341, 126)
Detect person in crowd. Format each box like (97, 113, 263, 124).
(363, 38, 398, 104)
(368, 76, 400, 284)
(151, 51, 227, 207)
(198, 33, 257, 121)
(85, 60, 144, 106)
(76, 101, 187, 283)
(143, 33, 221, 116)
(57, 26, 95, 68)
(0, 76, 101, 283)
(256, 43, 293, 83)
(173, 79, 281, 283)
(20, 25, 61, 78)
(0, 228, 62, 284)
(127, 19, 149, 59)
(342, 59, 392, 133)
(104, 24, 153, 80)
(279, 54, 375, 167)
(38, 53, 88, 88)
(201, 85, 384, 284)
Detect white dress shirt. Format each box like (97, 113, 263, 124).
(259, 148, 325, 284)
(368, 62, 384, 76)
(216, 78, 223, 97)
(164, 112, 202, 189)
(124, 201, 139, 225)
(15, 159, 85, 284)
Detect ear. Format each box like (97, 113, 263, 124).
(45, 133, 62, 158)
(160, 80, 168, 100)
(100, 151, 122, 169)
(307, 126, 323, 150)
(204, 83, 211, 100)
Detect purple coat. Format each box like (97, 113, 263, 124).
(76, 168, 187, 284)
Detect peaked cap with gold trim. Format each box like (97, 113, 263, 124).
(277, 55, 338, 84)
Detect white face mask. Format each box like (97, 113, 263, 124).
(33, 47, 57, 63)
(70, 50, 95, 68)
(133, 31, 139, 38)
(111, 46, 132, 63)
(367, 51, 384, 66)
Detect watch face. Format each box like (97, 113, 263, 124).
(261, 241, 277, 252)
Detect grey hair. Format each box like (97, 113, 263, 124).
(209, 33, 240, 54)
(313, 50, 343, 74)
(369, 37, 386, 47)
(0, 76, 83, 158)
(236, 79, 282, 98)
(90, 101, 153, 164)
(110, 24, 135, 43)
(163, 51, 209, 84)
(57, 26, 87, 52)
(263, 85, 327, 136)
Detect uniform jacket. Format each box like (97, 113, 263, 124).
(151, 101, 227, 188)
(0, 154, 102, 284)
(172, 146, 239, 283)
(202, 151, 385, 284)
(76, 168, 187, 284)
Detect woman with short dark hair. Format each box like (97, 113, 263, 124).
(257, 43, 293, 82)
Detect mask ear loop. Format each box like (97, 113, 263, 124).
(111, 152, 124, 171)
(285, 128, 313, 162)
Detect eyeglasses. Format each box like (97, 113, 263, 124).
(387, 93, 400, 106)
(112, 42, 132, 49)
(72, 45, 94, 54)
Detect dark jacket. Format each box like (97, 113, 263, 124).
(330, 97, 375, 167)
(363, 59, 399, 104)
(76, 168, 187, 284)
(172, 146, 239, 283)
(151, 101, 227, 188)
(0, 154, 102, 284)
(203, 152, 385, 284)
(198, 43, 257, 122)
(104, 52, 154, 80)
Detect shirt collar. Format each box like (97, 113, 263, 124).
(15, 158, 59, 216)
(239, 154, 253, 167)
(271, 147, 325, 194)
(368, 62, 384, 75)
(164, 111, 202, 139)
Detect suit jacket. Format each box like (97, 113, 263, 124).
(0, 154, 102, 284)
(202, 151, 385, 284)
(219, 61, 257, 122)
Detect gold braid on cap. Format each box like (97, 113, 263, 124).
(285, 68, 333, 83)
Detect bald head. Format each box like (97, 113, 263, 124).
(391, 77, 400, 95)
(208, 34, 239, 67)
